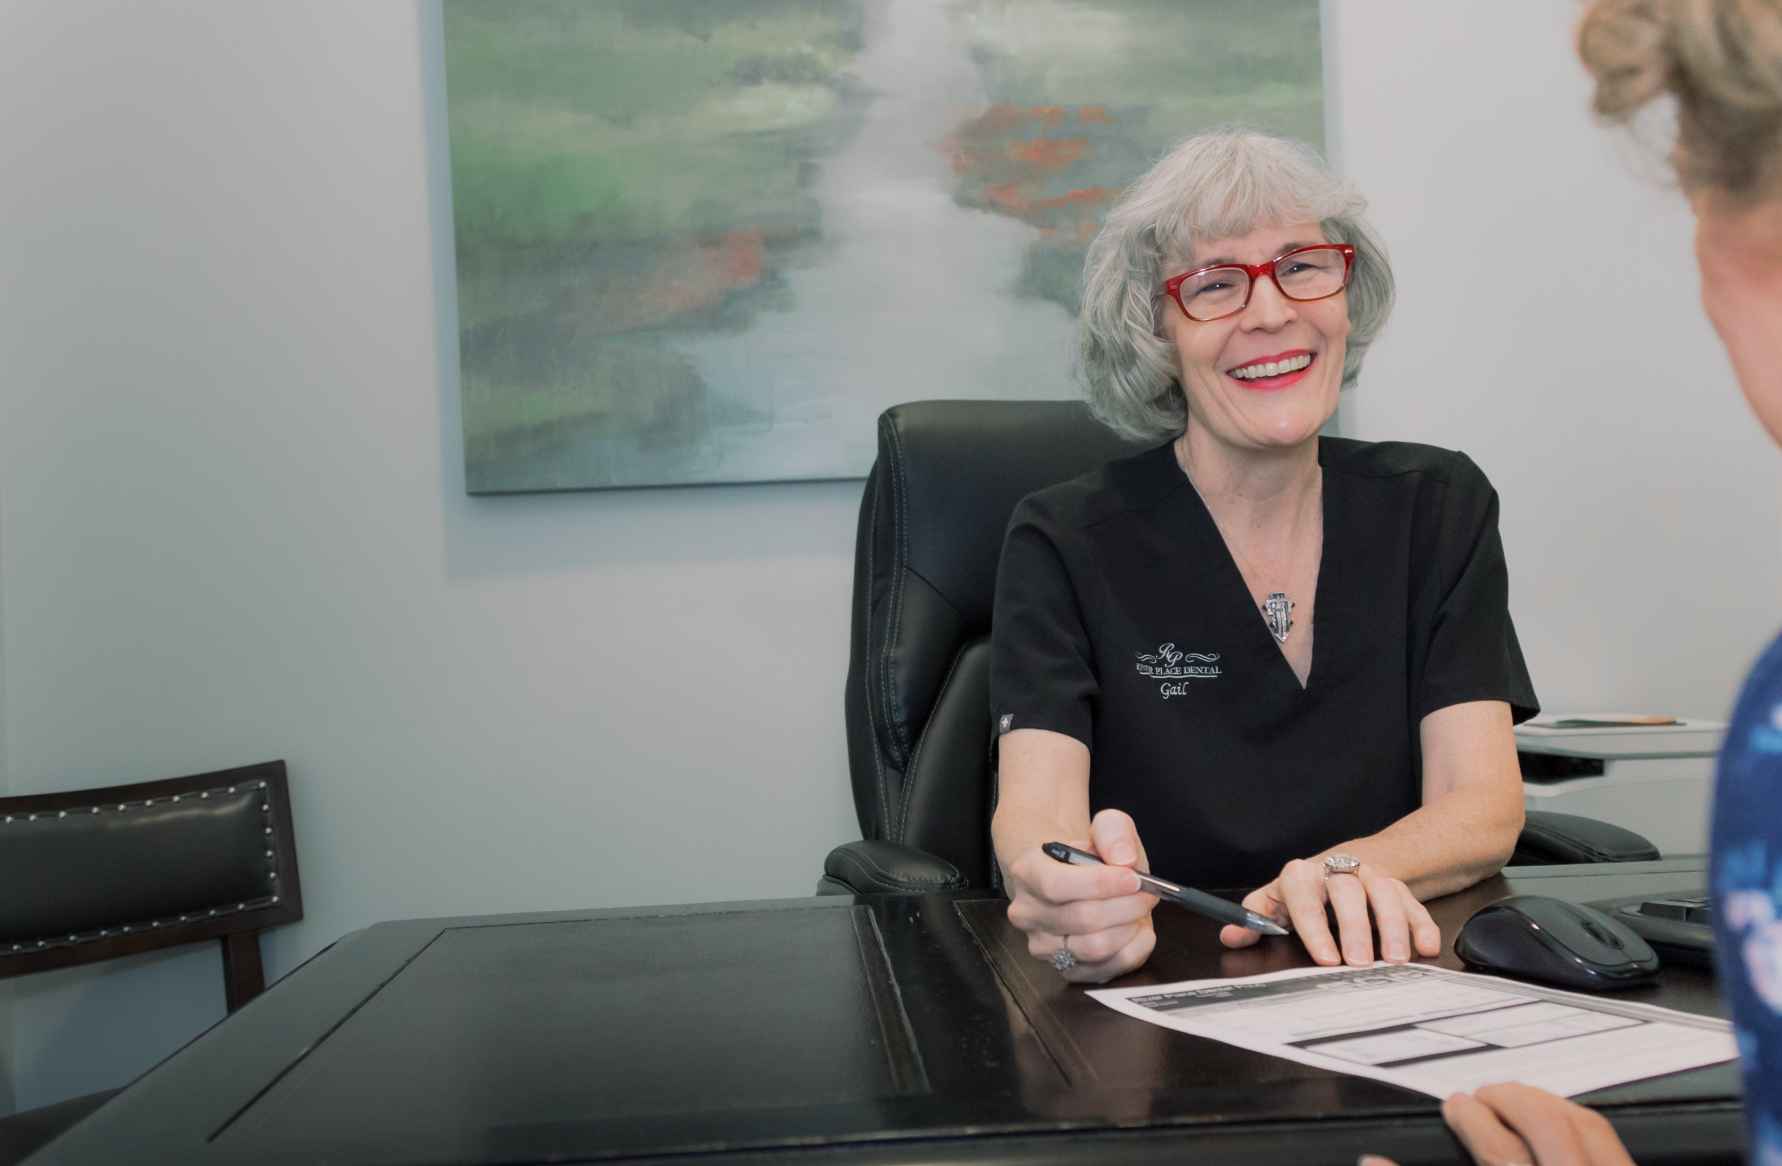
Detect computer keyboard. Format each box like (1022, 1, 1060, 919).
(1591, 888, 1716, 968)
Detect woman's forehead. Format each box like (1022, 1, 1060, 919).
(1184, 220, 1328, 265)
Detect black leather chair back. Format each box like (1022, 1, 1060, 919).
(0, 759, 303, 1003)
(843, 401, 1146, 887)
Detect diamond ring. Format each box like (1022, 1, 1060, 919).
(1051, 938, 1076, 973)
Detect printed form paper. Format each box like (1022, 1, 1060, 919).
(1088, 963, 1736, 1098)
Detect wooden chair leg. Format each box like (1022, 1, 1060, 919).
(221, 933, 266, 1013)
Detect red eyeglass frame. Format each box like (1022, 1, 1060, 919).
(1162, 243, 1356, 322)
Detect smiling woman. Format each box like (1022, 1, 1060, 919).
(989, 129, 1537, 984)
(1079, 132, 1395, 443)
(1160, 225, 1353, 457)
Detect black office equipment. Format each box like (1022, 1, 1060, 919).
(1455, 894, 1660, 991)
(1599, 888, 1716, 968)
(1510, 810, 1662, 865)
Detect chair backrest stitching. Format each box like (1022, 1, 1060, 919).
(886, 418, 911, 767)
(860, 470, 893, 842)
(899, 641, 974, 851)
(872, 417, 896, 785)
(874, 416, 895, 753)
(880, 419, 912, 839)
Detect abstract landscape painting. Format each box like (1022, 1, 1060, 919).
(444, 0, 1322, 491)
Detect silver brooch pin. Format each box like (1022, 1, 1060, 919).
(1261, 592, 1294, 643)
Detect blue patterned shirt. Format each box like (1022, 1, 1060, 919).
(1711, 629, 1782, 1165)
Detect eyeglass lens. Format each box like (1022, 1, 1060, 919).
(1177, 248, 1348, 321)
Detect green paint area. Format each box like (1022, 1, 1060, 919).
(444, 0, 1323, 491)
(447, 0, 864, 264)
(445, 0, 867, 485)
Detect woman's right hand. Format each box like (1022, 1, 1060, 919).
(1003, 808, 1160, 983)
(1360, 1083, 1635, 1166)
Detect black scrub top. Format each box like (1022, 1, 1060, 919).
(990, 436, 1539, 890)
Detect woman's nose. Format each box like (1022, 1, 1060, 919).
(1239, 275, 1297, 330)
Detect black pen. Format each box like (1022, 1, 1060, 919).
(1042, 841, 1291, 936)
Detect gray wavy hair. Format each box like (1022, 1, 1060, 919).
(1078, 129, 1396, 442)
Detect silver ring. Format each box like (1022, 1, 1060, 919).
(1322, 852, 1362, 879)
(1051, 937, 1076, 973)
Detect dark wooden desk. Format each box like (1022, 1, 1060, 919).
(34, 860, 1740, 1164)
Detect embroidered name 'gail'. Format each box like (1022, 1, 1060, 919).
(1135, 643, 1221, 699)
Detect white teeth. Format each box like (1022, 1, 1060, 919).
(1231, 353, 1312, 380)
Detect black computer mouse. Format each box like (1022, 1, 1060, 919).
(1454, 895, 1660, 991)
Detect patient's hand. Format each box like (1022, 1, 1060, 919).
(1003, 809, 1159, 983)
(1218, 855, 1441, 966)
(1361, 1082, 1635, 1166)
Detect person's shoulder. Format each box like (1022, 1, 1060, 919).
(1321, 436, 1493, 492)
(1734, 629, 1782, 716)
(1010, 441, 1177, 534)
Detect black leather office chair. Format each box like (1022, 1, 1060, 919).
(819, 401, 1658, 896)
(0, 760, 304, 1164)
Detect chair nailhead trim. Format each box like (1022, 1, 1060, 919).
(1, 778, 286, 957)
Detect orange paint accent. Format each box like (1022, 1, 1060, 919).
(984, 183, 1032, 212)
(714, 228, 764, 285)
(1008, 137, 1087, 169)
(962, 103, 1111, 135)
(635, 229, 767, 323)
(979, 103, 1025, 131)
(1027, 186, 1112, 211)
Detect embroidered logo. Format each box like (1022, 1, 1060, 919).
(1135, 642, 1221, 700)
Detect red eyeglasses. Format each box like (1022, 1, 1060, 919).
(1162, 243, 1356, 322)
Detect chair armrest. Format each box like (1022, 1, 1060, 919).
(818, 841, 968, 895)
(1511, 810, 1661, 865)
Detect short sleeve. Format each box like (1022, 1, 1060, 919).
(989, 497, 1099, 749)
(1416, 455, 1540, 724)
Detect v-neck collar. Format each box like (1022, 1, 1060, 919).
(1142, 438, 1344, 695)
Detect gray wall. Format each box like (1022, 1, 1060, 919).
(1331, 3, 1782, 718)
(0, 0, 1775, 1115)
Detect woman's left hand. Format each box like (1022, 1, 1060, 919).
(1218, 856, 1442, 965)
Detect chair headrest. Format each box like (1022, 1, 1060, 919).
(876, 400, 1147, 631)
